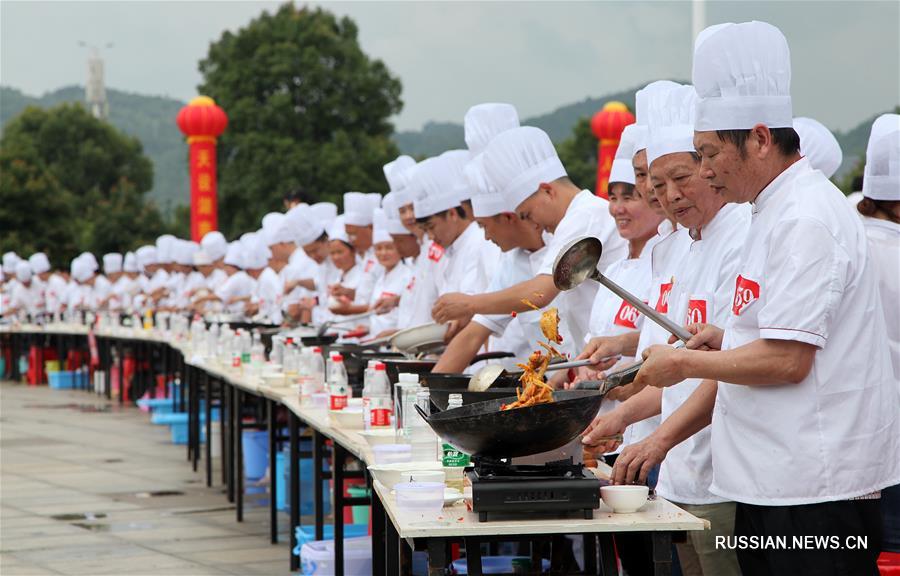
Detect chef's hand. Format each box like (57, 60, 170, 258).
(563, 365, 604, 390)
(329, 284, 355, 299)
(577, 336, 624, 367)
(548, 370, 569, 390)
(669, 322, 723, 351)
(627, 344, 687, 393)
(373, 294, 400, 314)
(443, 317, 470, 343)
(611, 434, 668, 486)
(432, 293, 475, 324)
(582, 410, 627, 454)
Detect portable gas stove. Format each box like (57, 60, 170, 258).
(466, 457, 600, 522)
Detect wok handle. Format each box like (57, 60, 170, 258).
(471, 351, 515, 363)
(576, 362, 641, 392)
(596, 274, 692, 343)
(414, 404, 430, 421)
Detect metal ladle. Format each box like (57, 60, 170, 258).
(552, 236, 692, 343)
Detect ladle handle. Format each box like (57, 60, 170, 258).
(595, 274, 693, 343)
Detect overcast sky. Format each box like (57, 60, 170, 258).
(2, 1, 898, 133)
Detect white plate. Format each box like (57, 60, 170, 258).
(390, 323, 448, 353)
(443, 488, 464, 506)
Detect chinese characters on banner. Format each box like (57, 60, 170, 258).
(189, 139, 218, 241)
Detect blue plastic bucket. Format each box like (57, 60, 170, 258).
(48, 371, 77, 389)
(242, 430, 268, 481)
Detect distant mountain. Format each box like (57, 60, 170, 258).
(2, 84, 890, 216)
(1, 85, 188, 217)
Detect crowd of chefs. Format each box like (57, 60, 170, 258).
(1, 20, 898, 576)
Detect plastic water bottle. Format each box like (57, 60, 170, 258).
(310, 347, 326, 393)
(283, 343, 299, 382)
(240, 330, 252, 368)
(393, 373, 420, 441)
(366, 362, 392, 429)
(271, 337, 285, 366)
(328, 355, 349, 411)
(441, 393, 470, 490)
(409, 388, 439, 461)
(231, 330, 242, 370)
(298, 348, 316, 404)
(251, 331, 265, 365)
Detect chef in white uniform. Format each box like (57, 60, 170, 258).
(213, 241, 257, 315)
(100, 253, 123, 311)
(343, 191, 383, 305)
(200, 231, 229, 291)
(433, 125, 627, 351)
(367, 209, 412, 337)
(626, 22, 899, 575)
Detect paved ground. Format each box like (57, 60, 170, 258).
(0, 381, 293, 575)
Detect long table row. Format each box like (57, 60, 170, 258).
(1, 324, 707, 576)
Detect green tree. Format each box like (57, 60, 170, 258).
(0, 104, 167, 267)
(557, 117, 598, 191)
(198, 3, 403, 237)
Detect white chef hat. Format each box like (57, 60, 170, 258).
(124, 251, 139, 273)
(467, 153, 507, 218)
(634, 80, 681, 152)
(384, 155, 416, 204)
(464, 103, 521, 156)
(483, 126, 568, 212)
(343, 192, 373, 226)
(367, 193, 383, 213)
(103, 253, 123, 274)
(382, 192, 411, 235)
(647, 84, 699, 167)
(693, 21, 793, 132)
(862, 113, 900, 201)
(2, 252, 20, 274)
(72, 255, 94, 283)
(28, 252, 50, 275)
(441, 149, 475, 204)
(282, 204, 319, 246)
(793, 117, 843, 179)
(16, 261, 33, 283)
(609, 124, 639, 185)
(192, 250, 213, 266)
(241, 233, 270, 270)
(372, 208, 393, 245)
(155, 234, 177, 264)
(175, 241, 199, 266)
(310, 202, 338, 227)
(224, 242, 244, 268)
(79, 252, 99, 273)
(200, 231, 228, 261)
(262, 212, 294, 246)
(411, 156, 463, 218)
(327, 215, 351, 245)
(135, 245, 157, 269)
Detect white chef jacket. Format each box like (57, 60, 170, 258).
(254, 267, 284, 324)
(355, 248, 383, 306)
(713, 158, 900, 505)
(863, 217, 900, 379)
(628, 222, 693, 447)
(369, 262, 413, 335)
(436, 223, 499, 296)
(206, 269, 228, 291)
(92, 275, 112, 308)
(539, 190, 628, 354)
(398, 242, 442, 329)
(214, 271, 256, 315)
(312, 259, 342, 325)
(9, 281, 40, 317)
(474, 246, 554, 367)
(655, 203, 751, 505)
(44, 274, 69, 316)
(110, 276, 140, 312)
(280, 253, 319, 308)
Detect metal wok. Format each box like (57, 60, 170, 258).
(421, 372, 521, 390)
(417, 389, 605, 458)
(428, 388, 519, 412)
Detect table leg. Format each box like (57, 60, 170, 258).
(386, 509, 400, 576)
(225, 382, 234, 503)
(464, 537, 483, 576)
(205, 374, 213, 487)
(370, 483, 386, 576)
(117, 341, 124, 405)
(333, 442, 346, 576)
(234, 386, 243, 522)
(289, 413, 300, 572)
(426, 538, 448, 576)
(598, 533, 617, 576)
(313, 431, 325, 541)
(651, 532, 672, 576)
(267, 399, 278, 544)
(583, 533, 597, 575)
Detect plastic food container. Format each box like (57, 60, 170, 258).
(395, 482, 445, 518)
(367, 462, 444, 489)
(329, 408, 364, 430)
(373, 443, 412, 465)
(310, 392, 329, 409)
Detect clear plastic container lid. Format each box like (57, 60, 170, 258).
(395, 481, 445, 511)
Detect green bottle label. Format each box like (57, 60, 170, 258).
(442, 443, 470, 467)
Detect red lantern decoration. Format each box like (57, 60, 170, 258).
(590, 101, 635, 199)
(177, 96, 228, 241)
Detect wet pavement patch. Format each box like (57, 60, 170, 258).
(50, 512, 108, 521)
(135, 490, 185, 498)
(23, 403, 112, 413)
(103, 458, 124, 463)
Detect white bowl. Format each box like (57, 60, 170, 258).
(368, 461, 444, 489)
(329, 409, 364, 430)
(600, 485, 649, 513)
(360, 429, 400, 447)
(372, 443, 412, 465)
(394, 481, 445, 517)
(261, 373, 287, 387)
